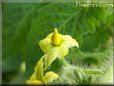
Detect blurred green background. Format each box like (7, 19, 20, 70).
(2, 2, 113, 84)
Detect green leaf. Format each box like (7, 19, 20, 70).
(68, 47, 113, 69)
(3, 3, 39, 60)
(2, 3, 113, 84)
(2, 4, 40, 73)
(97, 64, 113, 84)
(83, 68, 103, 75)
(74, 67, 85, 82)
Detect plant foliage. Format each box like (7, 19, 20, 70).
(2, 2, 113, 84)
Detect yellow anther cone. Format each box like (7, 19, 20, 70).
(51, 28, 61, 46)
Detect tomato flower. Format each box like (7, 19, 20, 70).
(26, 28, 79, 84)
(26, 56, 59, 84)
(39, 28, 79, 68)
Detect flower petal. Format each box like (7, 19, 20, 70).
(59, 45, 69, 58)
(29, 73, 37, 80)
(44, 47, 59, 69)
(44, 71, 60, 83)
(34, 56, 45, 81)
(61, 35, 79, 48)
(39, 33, 53, 54)
(26, 80, 43, 84)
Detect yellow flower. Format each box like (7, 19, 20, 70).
(26, 70, 59, 85)
(26, 71, 59, 84)
(40, 28, 79, 57)
(39, 28, 79, 68)
(26, 28, 79, 85)
(26, 56, 60, 85)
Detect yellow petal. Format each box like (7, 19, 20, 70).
(29, 73, 37, 80)
(59, 45, 69, 58)
(44, 47, 59, 69)
(34, 56, 45, 81)
(39, 33, 53, 53)
(26, 80, 43, 84)
(61, 35, 79, 48)
(44, 71, 60, 83)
